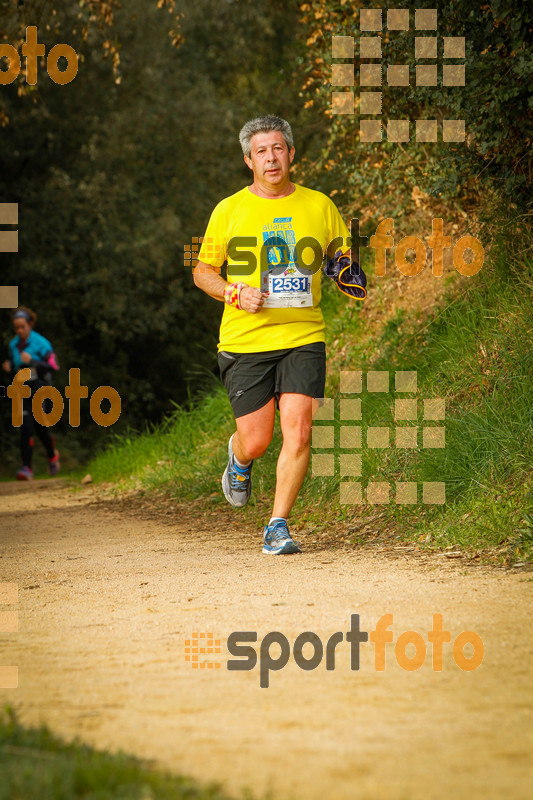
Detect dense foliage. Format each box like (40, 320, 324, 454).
(0, 0, 307, 460)
(296, 0, 532, 213)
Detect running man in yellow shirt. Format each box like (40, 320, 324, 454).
(193, 115, 366, 554)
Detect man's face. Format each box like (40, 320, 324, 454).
(244, 130, 295, 186)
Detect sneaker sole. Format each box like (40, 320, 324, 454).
(16, 473, 33, 481)
(262, 540, 301, 555)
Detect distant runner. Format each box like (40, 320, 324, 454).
(2, 307, 61, 480)
(193, 115, 366, 554)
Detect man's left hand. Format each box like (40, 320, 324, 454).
(240, 286, 269, 313)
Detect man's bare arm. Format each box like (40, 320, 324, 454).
(192, 261, 227, 301)
(192, 261, 267, 313)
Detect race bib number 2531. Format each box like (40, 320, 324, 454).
(272, 276, 308, 293)
(263, 273, 313, 308)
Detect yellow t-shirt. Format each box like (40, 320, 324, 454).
(197, 183, 350, 353)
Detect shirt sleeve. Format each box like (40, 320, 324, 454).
(324, 197, 351, 260)
(6, 343, 14, 372)
(8, 339, 19, 370)
(196, 200, 228, 269)
(37, 335, 53, 357)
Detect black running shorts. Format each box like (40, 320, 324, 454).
(218, 341, 326, 418)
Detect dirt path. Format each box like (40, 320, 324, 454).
(1, 479, 532, 800)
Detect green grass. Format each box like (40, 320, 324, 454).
(367, 252, 533, 559)
(86, 232, 533, 562)
(0, 707, 260, 800)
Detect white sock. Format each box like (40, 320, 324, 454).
(269, 516, 287, 526)
(231, 434, 251, 468)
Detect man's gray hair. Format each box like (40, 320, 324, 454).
(239, 115, 294, 158)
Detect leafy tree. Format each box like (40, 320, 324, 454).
(0, 0, 311, 464)
(296, 0, 532, 212)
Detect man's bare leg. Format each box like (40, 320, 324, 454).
(272, 393, 319, 519)
(222, 399, 275, 509)
(232, 398, 276, 463)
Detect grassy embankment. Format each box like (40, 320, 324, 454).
(86, 226, 533, 563)
(0, 707, 253, 800)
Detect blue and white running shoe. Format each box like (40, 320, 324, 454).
(263, 519, 301, 555)
(222, 434, 253, 507)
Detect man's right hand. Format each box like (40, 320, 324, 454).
(239, 286, 269, 313)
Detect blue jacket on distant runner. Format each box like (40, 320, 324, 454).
(8, 329, 59, 389)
